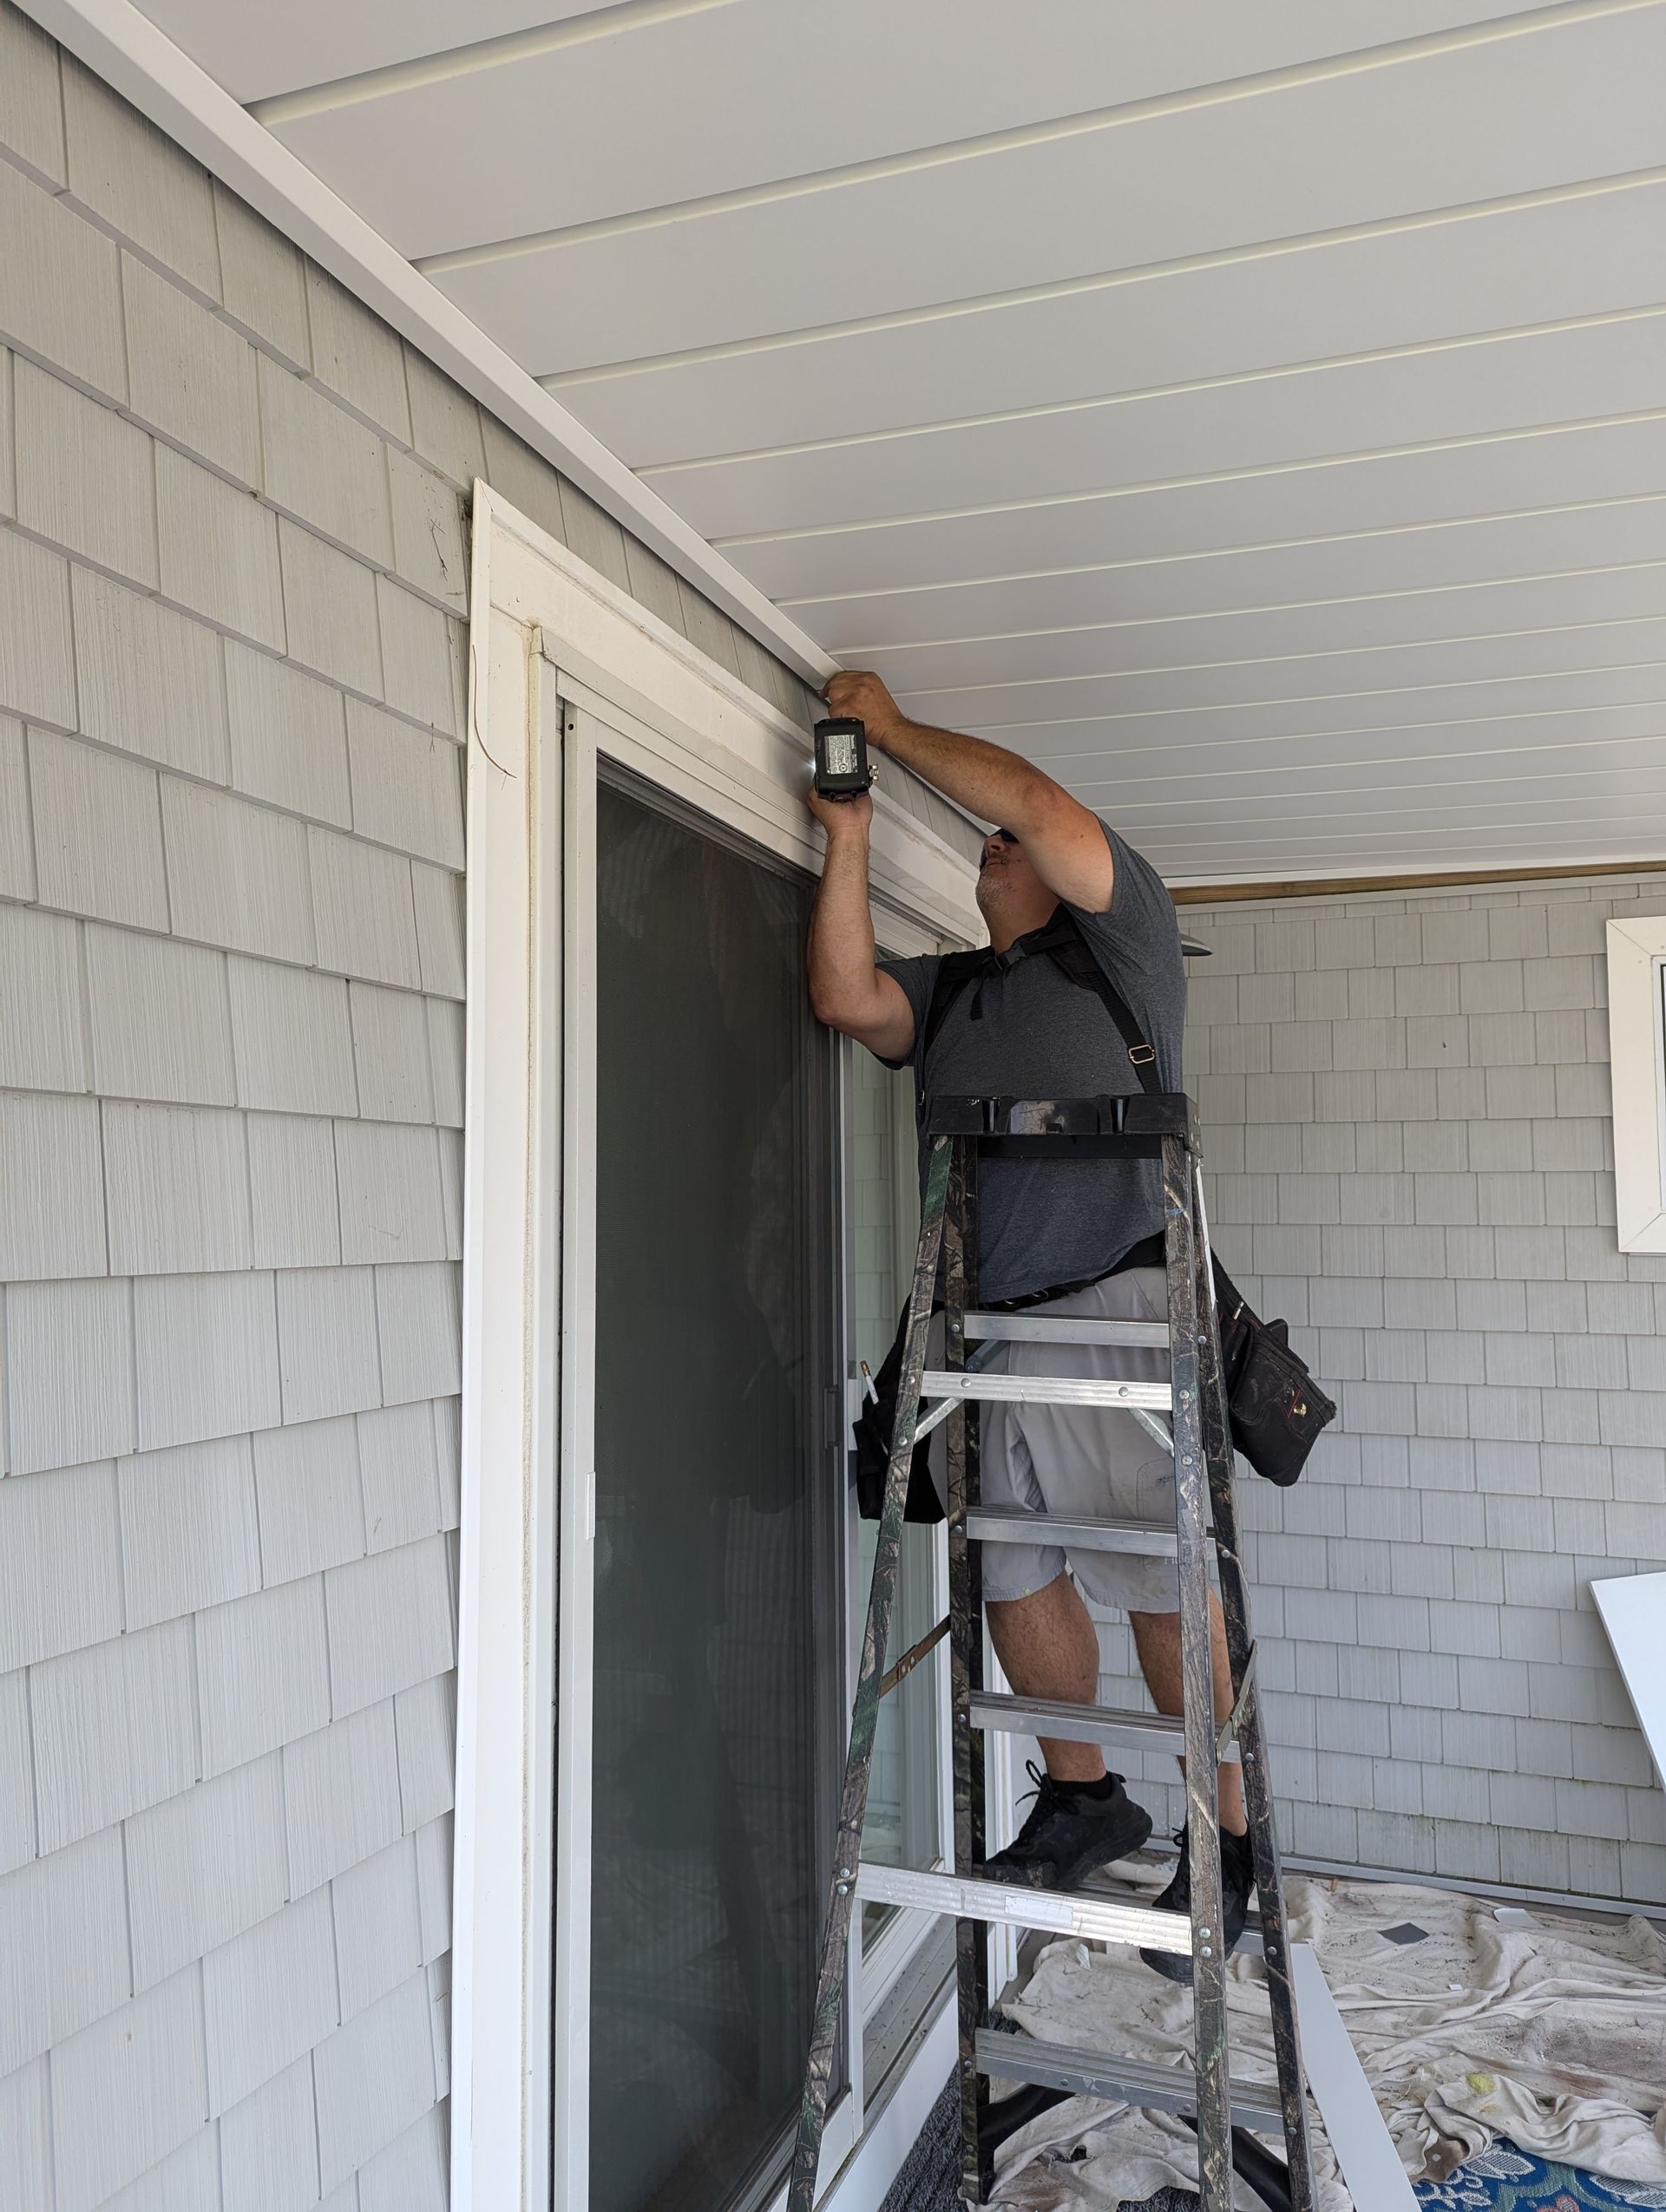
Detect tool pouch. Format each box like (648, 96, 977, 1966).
(855, 1263, 1336, 1509)
(1213, 1264, 1336, 1487)
(853, 1304, 946, 1523)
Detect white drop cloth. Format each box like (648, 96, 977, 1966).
(990, 1863, 1666, 2210)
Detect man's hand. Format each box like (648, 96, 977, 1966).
(822, 670, 906, 750)
(807, 782, 874, 841)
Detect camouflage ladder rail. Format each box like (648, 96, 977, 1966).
(789, 1093, 1316, 2212)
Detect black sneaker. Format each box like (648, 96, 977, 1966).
(1139, 1826, 1256, 1980)
(981, 1761, 1153, 1891)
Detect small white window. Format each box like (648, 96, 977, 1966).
(1607, 914, 1666, 1252)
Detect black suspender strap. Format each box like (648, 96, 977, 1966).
(921, 912, 1164, 1096)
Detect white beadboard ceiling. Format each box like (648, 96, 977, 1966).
(128, 0, 1666, 881)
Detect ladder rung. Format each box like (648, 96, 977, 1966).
(923, 1370, 1172, 1411)
(1079, 1870, 1268, 1954)
(963, 1313, 1172, 1351)
(854, 1862, 1189, 1953)
(970, 1692, 1240, 1763)
(977, 2029, 1284, 2132)
(967, 1505, 1178, 1558)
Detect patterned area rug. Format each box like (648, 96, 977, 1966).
(1415, 2143, 1666, 2212)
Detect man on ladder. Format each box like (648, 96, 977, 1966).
(805, 667, 1255, 1971)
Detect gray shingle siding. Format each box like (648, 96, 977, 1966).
(0, 12, 980, 2202)
(1102, 869, 1666, 1904)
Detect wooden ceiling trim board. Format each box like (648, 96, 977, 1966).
(1168, 860, 1666, 900)
(11, 0, 837, 688)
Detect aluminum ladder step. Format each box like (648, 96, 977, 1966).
(1073, 1866, 1267, 1950)
(855, 1862, 1189, 1955)
(963, 1312, 1172, 1351)
(977, 2029, 1284, 2134)
(923, 1369, 1172, 1411)
(967, 1504, 1178, 1557)
(971, 1691, 1240, 1762)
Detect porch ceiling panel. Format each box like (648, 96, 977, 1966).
(127, 0, 1666, 881)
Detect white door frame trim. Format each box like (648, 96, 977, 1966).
(455, 486, 977, 2212)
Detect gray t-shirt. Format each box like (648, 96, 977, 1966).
(879, 821, 1185, 1303)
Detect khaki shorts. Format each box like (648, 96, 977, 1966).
(927, 1266, 1181, 1613)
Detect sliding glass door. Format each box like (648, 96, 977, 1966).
(552, 692, 956, 2212)
(584, 771, 838, 2212)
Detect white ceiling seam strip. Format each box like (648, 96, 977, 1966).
(540, 164, 1666, 398)
(826, 556, 1666, 661)
(12, 0, 838, 688)
(775, 491, 1666, 614)
(632, 303, 1666, 482)
(247, 0, 742, 125)
(707, 408, 1666, 551)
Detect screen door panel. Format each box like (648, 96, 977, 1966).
(587, 775, 833, 2212)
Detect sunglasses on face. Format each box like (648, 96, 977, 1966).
(988, 828, 1020, 846)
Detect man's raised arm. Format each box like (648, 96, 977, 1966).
(823, 670, 1115, 914)
(805, 783, 917, 1062)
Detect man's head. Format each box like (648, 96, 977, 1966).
(976, 827, 1061, 950)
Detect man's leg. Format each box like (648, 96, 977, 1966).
(987, 1570, 1105, 1783)
(1128, 1593, 1246, 1834)
(980, 1569, 1153, 1888)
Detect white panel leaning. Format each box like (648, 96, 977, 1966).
(1606, 916, 1666, 1251)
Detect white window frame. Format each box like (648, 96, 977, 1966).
(836, 1030, 956, 2058)
(455, 484, 980, 2212)
(1607, 914, 1666, 1252)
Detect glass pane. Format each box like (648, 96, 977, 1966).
(590, 782, 831, 2212)
(848, 1038, 941, 1949)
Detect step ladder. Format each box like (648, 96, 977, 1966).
(790, 1092, 1315, 2212)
